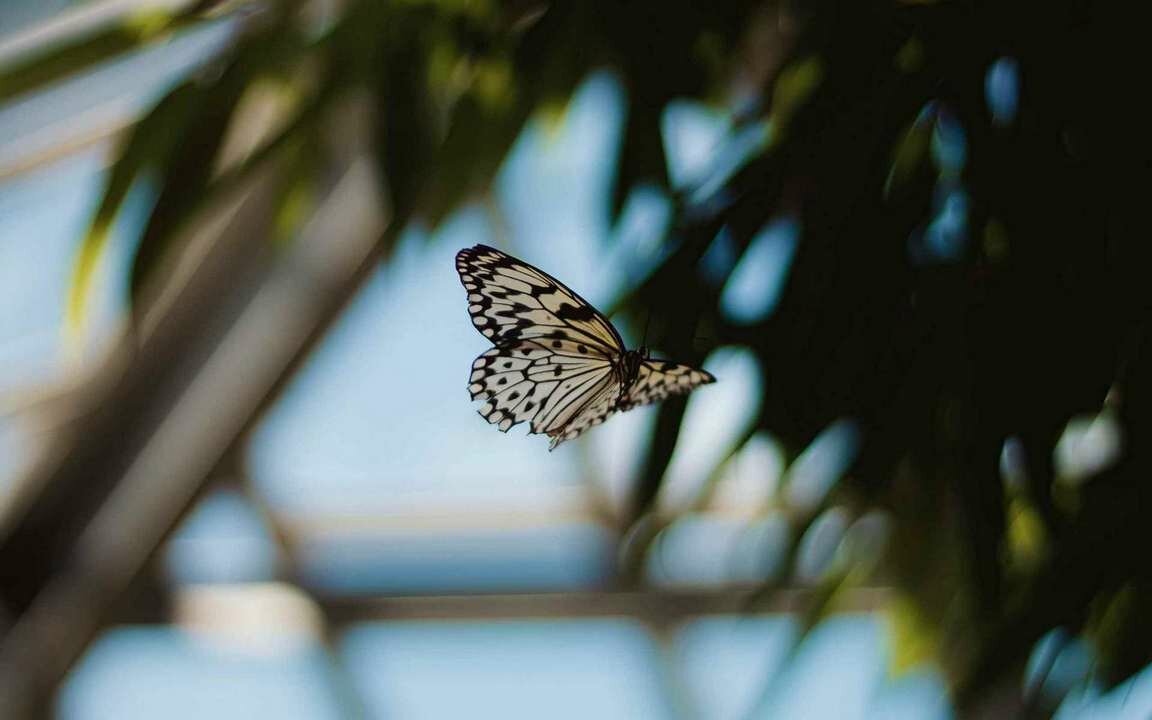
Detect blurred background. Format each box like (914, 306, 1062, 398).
(1, 0, 1150, 718)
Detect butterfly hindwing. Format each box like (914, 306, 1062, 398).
(534, 366, 616, 436)
(619, 360, 716, 412)
(546, 381, 624, 449)
(468, 340, 616, 436)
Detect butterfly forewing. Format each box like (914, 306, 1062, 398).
(456, 244, 714, 448)
(456, 245, 624, 353)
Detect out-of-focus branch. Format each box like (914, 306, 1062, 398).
(0, 0, 195, 67)
(0, 0, 258, 104)
(314, 586, 892, 630)
(0, 94, 387, 717)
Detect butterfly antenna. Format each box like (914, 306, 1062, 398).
(640, 312, 651, 351)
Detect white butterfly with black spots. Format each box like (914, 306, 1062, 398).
(456, 244, 715, 449)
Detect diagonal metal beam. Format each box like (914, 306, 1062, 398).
(0, 104, 388, 715)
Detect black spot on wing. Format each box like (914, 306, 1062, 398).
(555, 302, 598, 321)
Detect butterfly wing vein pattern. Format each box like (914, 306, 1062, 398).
(456, 244, 715, 449)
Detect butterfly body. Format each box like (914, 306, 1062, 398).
(618, 347, 646, 393)
(456, 244, 714, 449)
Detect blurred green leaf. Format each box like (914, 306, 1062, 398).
(764, 56, 822, 148)
(127, 21, 311, 308)
(883, 107, 936, 202)
(372, 19, 441, 230)
(885, 592, 943, 677)
(894, 36, 925, 74)
(269, 132, 322, 245)
(1091, 582, 1152, 690)
(67, 79, 204, 336)
(1004, 496, 1048, 573)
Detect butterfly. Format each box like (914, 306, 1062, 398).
(456, 244, 715, 449)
